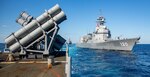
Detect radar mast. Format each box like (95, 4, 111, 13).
(97, 16, 105, 26)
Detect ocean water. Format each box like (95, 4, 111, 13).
(0, 43, 5, 52)
(69, 44, 150, 77)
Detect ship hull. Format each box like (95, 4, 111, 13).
(76, 37, 140, 51)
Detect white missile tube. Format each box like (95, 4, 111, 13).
(16, 12, 33, 26)
(5, 4, 61, 47)
(16, 18, 27, 26)
(9, 11, 66, 52)
(20, 11, 33, 21)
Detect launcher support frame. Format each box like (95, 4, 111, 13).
(9, 12, 59, 56)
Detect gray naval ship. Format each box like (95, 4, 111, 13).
(76, 16, 140, 51)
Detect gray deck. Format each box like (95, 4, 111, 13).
(0, 56, 66, 77)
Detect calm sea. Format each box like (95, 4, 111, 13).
(69, 44, 150, 77)
(0, 44, 150, 77)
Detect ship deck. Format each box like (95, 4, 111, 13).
(0, 53, 66, 77)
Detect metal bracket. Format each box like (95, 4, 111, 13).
(44, 24, 58, 55)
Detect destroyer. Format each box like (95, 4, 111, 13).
(76, 16, 140, 51)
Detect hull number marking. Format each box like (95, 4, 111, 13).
(120, 42, 128, 46)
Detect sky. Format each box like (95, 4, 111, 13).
(0, 0, 150, 44)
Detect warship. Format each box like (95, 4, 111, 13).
(68, 38, 72, 44)
(76, 16, 140, 51)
